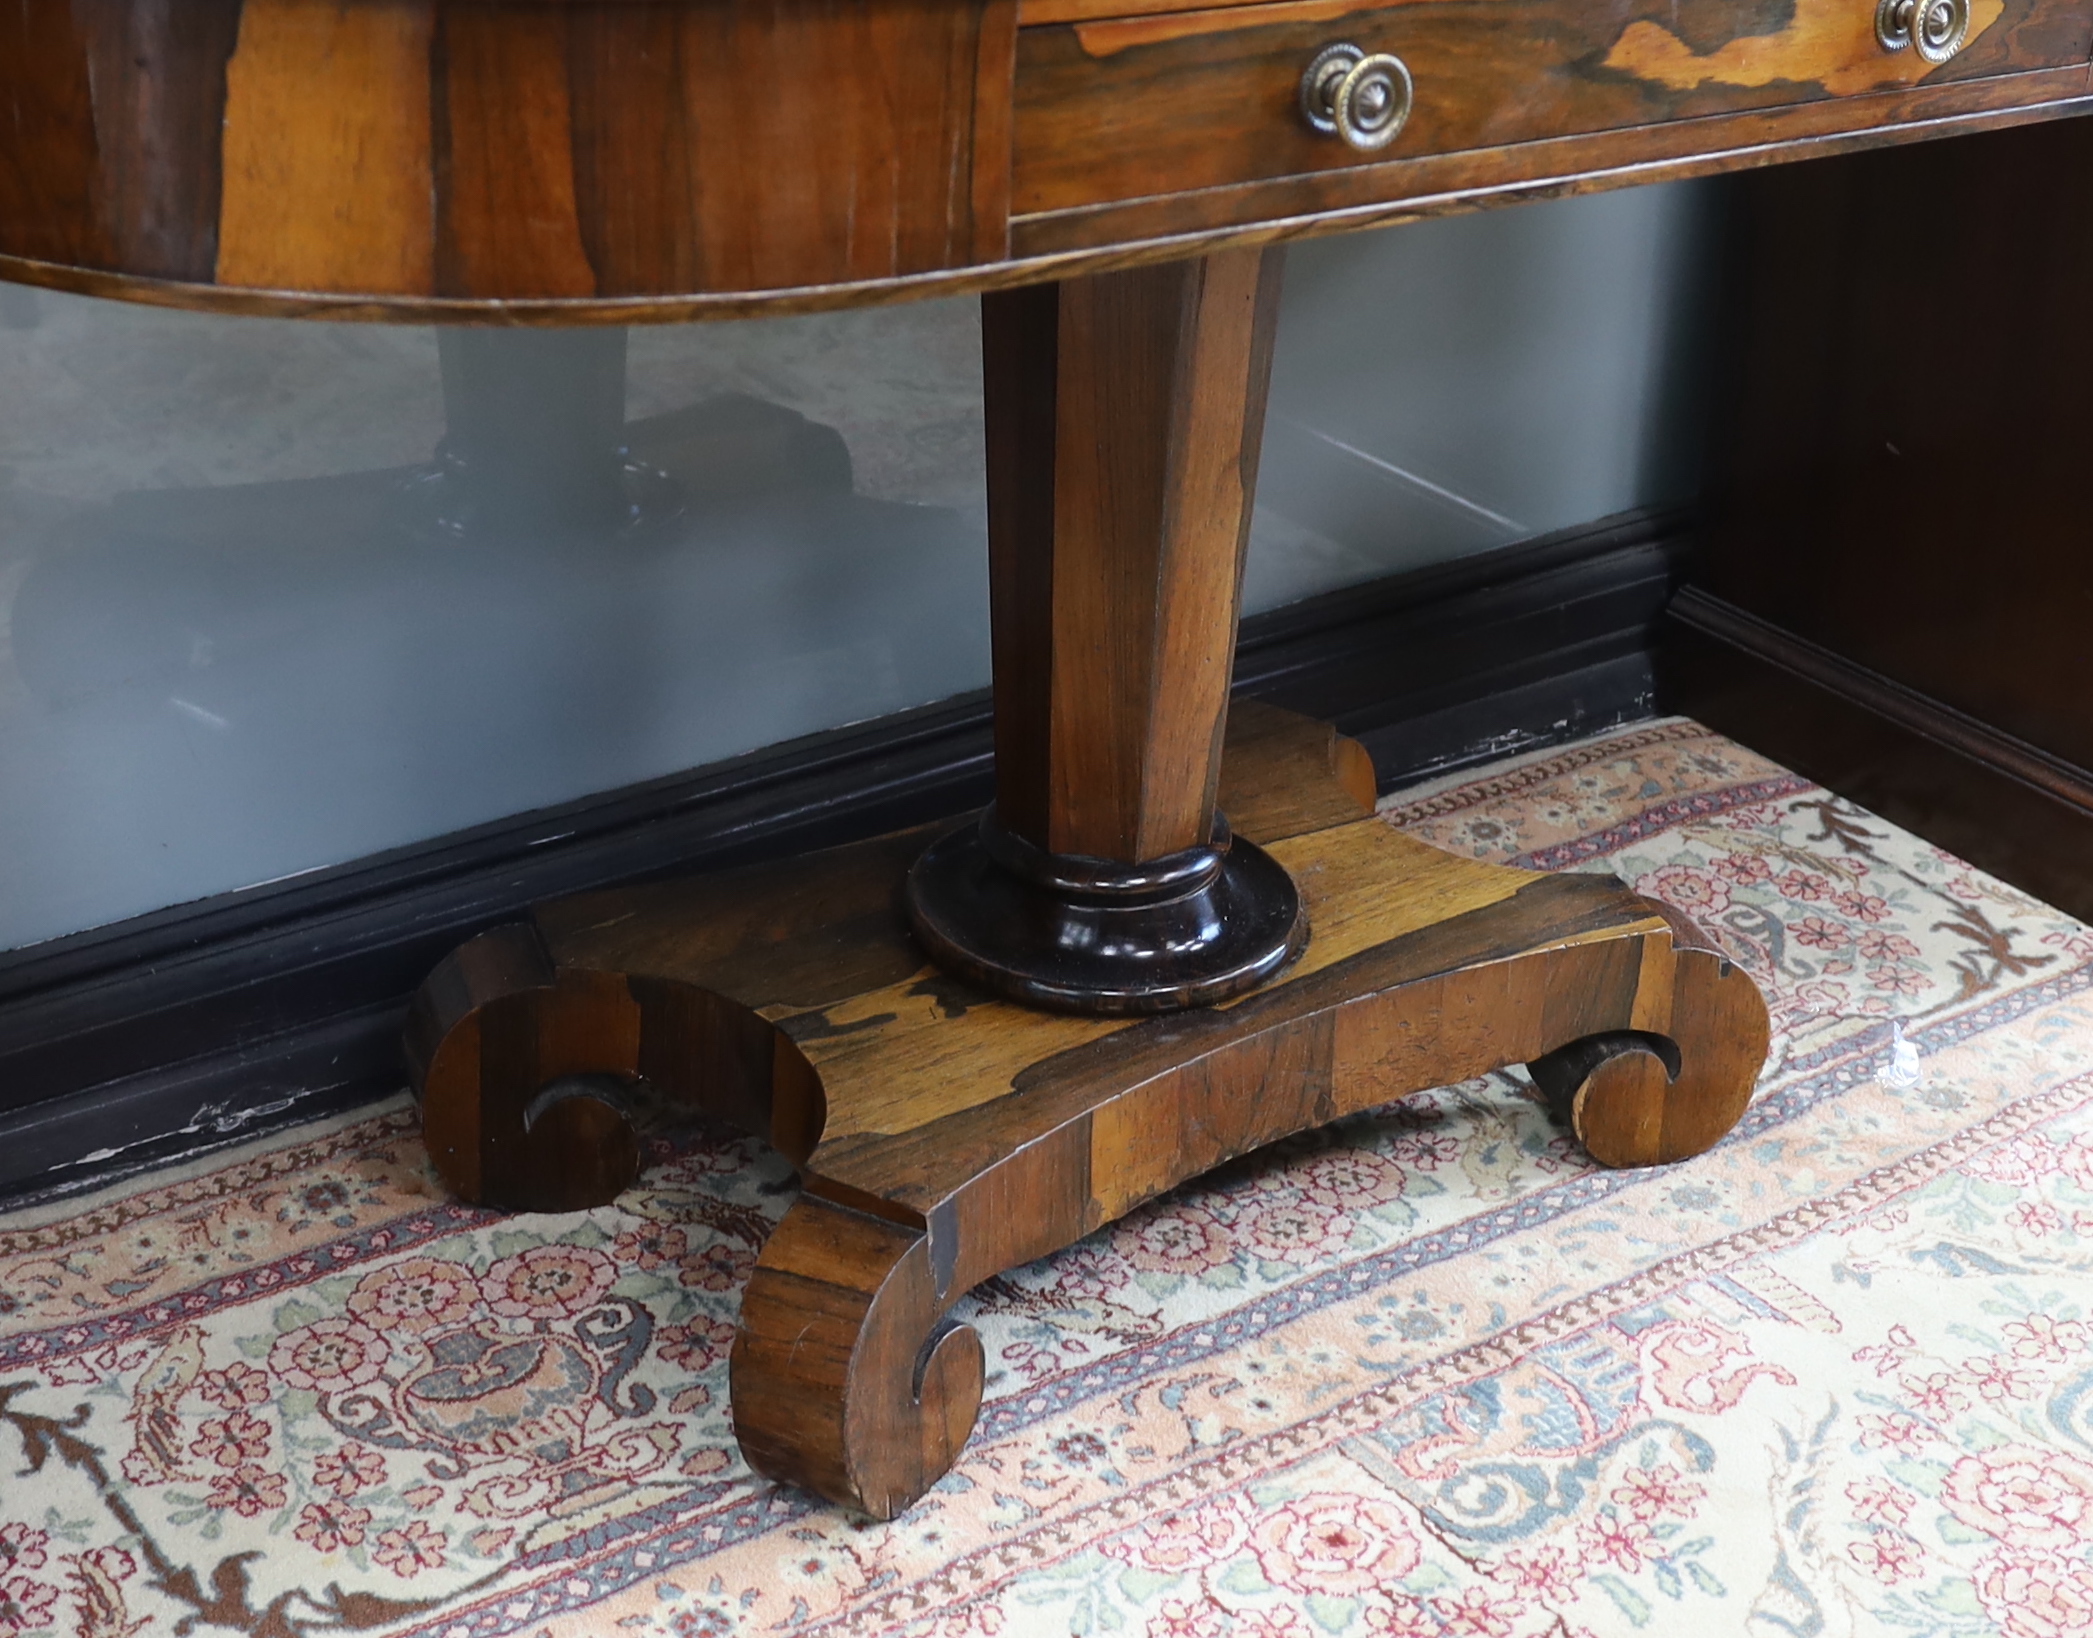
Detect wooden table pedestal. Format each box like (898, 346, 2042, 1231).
(405, 247, 1770, 1519)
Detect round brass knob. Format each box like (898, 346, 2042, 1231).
(1912, 0, 1970, 61)
(1877, 0, 1968, 60)
(1300, 43, 1413, 152)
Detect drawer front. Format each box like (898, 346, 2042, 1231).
(1013, 0, 2093, 215)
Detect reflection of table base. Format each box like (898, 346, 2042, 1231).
(407, 702, 1768, 1519)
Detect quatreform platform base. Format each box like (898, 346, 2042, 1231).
(406, 701, 1769, 1520)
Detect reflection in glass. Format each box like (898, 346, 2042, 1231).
(0, 180, 1715, 952)
(0, 300, 989, 950)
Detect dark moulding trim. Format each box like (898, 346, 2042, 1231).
(0, 506, 1688, 1207)
(1662, 585, 2093, 927)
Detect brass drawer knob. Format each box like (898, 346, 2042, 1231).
(1300, 43, 1413, 152)
(1876, 0, 1970, 61)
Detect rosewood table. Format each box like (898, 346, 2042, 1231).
(6, 0, 2087, 1519)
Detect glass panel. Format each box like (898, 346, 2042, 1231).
(0, 180, 1715, 952)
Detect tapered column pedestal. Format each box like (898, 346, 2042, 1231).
(406, 250, 1771, 1520)
(908, 250, 1301, 1012)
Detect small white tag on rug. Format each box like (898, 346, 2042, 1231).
(1880, 1019, 1923, 1090)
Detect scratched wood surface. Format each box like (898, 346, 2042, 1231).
(407, 703, 1769, 1516)
(0, 0, 2086, 318)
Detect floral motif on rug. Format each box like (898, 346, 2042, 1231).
(5, 717, 2092, 1638)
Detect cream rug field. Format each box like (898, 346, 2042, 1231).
(3, 717, 2090, 1638)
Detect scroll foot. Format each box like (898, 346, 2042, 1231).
(731, 1195, 984, 1520)
(1528, 940, 1770, 1168)
(405, 924, 647, 1210)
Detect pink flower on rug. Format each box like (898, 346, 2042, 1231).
(294, 1500, 371, 1553)
(206, 1463, 287, 1518)
(1846, 1480, 1914, 1527)
(1491, 1546, 1578, 1599)
(610, 1222, 692, 1271)
(1360, 1598, 1438, 1638)
(678, 1243, 756, 1293)
(1105, 1496, 1253, 1572)
(0, 1575, 58, 1636)
(1231, 1196, 1352, 1267)
(1833, 891, 1893, 924)
(1846, 1531, 1925, 1584)
(1966, 1136, 2055, 1187)
(1963, 1354, 2044, 1404)
(1791, 916, 1850, 950)
(373, 1520, 448, 1579)
(2057, 1138, 2093, 1192)
(1639, 866, 1729, 918)
(347, 1257, 480, 1333)
(1779, 980, 1851, 1030)
(2004, 1316, 2090, 1362)
(1387, 1131, 1460, 1171)
(1869, 965, 1928, 997)
(658, 1317, 737, 1372)
(1251, 1494, 1419, 1596)
(312, 1446, 386, 1498)
(1857, 930, 1921, 962)
(1432, 1586, 1519, 1638)
(0, 1527, 46, 1576)
(1943, 1447, 2093, 1552)
(2009, 1203, 2065, 1239)
(269, 1318, 385, 1393)
(77, 1547, 134, 1583)
(1901, 1371, 1969, 1419)
(191, 1410, 271, 1469)
(1114, 1207, 1234, 1276)
(1038, 1245, 1132, 1302)
(1853, 1325, 1917, 1377)
(1857, 1413, 1929, 1451)
(1975, 1552, 2093, 1638)
(1145, 1599, 1230, 1638)
(1297, 1151, 1404, 1210)
(1610, 1465, 1705, 1521)
(1579, 1513, 1656, 1574)
(1714, 852, 1773, 885)
(1231, 1611, 1310, 1638)
(1774, 870, 1832, 903)
(195, 1362, 270, 1410)
(480, 1245, 615, 1319)
(0, 1531, 43, 1581)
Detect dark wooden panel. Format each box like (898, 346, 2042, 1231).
(0, 0, 111, 271)
(74, 0, 246, 282)
(0, 0, 242, 280)
(1012, 0, 2090, 216)
(1694, 115, 2093, 767)
(1663, 589, 2093, 928)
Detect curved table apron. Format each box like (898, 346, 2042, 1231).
(8, 0, 2088, 1518)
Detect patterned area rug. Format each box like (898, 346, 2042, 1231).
(5, 717, 2092, 1638)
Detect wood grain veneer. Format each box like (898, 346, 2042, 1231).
(1013, 0, 2090, 216)
(408, 704, 1769, 1516)
(1, 0, 2087, 318)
